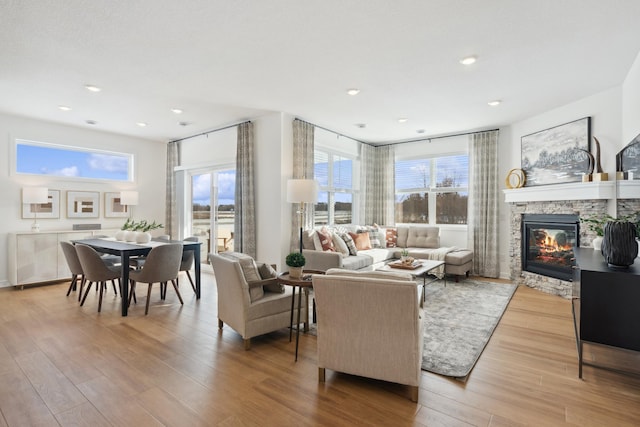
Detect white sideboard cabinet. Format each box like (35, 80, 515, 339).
(8, 229, 118, 288)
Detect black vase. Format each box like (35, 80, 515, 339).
(601, 221, 639, 268)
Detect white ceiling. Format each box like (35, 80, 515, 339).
(2, 1, 640, 144)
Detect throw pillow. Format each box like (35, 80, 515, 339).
(340, 232, 358, 255)
(318, 226, 336, 252)
(302, 229, 317, 250)
(257, 262, 285, 293)
(349, 231, 372, 251)
(385, 227, 398, 247)
(219, 252, 262, 282)
(332, 233, 350, 256)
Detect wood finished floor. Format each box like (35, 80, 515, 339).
(0, 274, 639, 426)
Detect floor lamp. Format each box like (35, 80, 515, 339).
(23, 186, 49, 232)
(287, 179, 319, 253)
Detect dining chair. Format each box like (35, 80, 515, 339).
(60, 241, 86, 300)
(178, 236, 199, 293)
(129, 235, 171, 269)
(127, 243, 183, 315)
(76, 244, 122, 312)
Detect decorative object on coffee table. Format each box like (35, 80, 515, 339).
(286, 252, 306, 279)
(601, 219, 639, 268)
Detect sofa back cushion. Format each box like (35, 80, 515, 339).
(406, 226, 440, 248)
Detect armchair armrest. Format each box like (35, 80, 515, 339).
(302, 249, 343, 272)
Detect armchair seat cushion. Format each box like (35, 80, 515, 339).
(247, 288, 296, 321)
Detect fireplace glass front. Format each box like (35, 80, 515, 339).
(522, 214, 580, 281)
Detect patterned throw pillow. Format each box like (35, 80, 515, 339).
(340, 232, 358, 255)
(385, 227, 398, 248)
(357, 225, 382, 248)
(317, 226, 336, 252)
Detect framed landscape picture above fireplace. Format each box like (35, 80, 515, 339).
(521, 117, 591, 186)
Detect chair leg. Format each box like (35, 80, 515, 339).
(243, 339, 251, 350)
(185, 270, 196, 293)
(218, 319, 223, 329)
(111, 280, 118, 296)
(80, 281, 94, 306)
(66, 274, 78, 296)
(319, 368, 325, 383)
(145, 283, 153, 315)
(97, 281, 104, 313)
(128, 281, 137, 307)
(409, 386, 419, 403)
(160, 282, 167, 300)
(171, 279, 184, 305)
(77, 276, 86, 302)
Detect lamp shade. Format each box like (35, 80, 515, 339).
(286, 179, 318, 203)
(120, 190, 139, 205)
(23, 187, 49, 204)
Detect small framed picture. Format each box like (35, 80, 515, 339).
(67, 191, 99, 218)
(22, 189, 60, 219)
(104, 192, 130, 218)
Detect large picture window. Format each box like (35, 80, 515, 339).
(314, 150, 354, 225)
(395, 154, 468, 225)
(16, 139, 134, 182)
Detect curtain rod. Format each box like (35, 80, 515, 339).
(298, 117, 499, 147)
(373, 128, 500, 147)
(169, 120, 251, 144)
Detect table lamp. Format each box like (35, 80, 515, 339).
(23, 186, 49, 232)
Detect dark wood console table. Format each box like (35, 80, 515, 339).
(572, 247, 640, 378)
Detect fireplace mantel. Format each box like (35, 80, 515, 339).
(502, 181, 640, 203)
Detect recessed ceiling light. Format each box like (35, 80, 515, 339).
(416, 129, 425, 134)
(347, 89, 360, 96)
(171, 108, 183, 114)
(58, 105, 71, 111)
(355, 123, 366, 128)
(85, 120, 97, 125)
(136, 122, 147, 127)
(459, 56, 477, 65)
(178, 121, 190, 126)
(488, 100, 502, 106)
(398, 118, 408, 123)
(84, 84, 101, 92)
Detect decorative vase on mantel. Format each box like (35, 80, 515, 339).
(600, 221, 638, 268)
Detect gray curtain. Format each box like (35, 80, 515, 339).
(468, 130, 499, 277)
(291, 119, 315, 251)
(165, 141, 180, 239)
(234, 122, 257, 258)
(360, 144, 395, 225)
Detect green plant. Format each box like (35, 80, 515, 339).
(121, 218, 135, 231)
(581, 212, 640, 237)
(400, 249, 410, 257)
(141, 220, 163, 232)
(286, 252, 306, 268)
(121, 219, 163, 232)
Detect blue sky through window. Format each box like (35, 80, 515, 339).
(192, 170, 235, 206)
(16, 142, 131, 181)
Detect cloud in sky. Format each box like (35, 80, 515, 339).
(43, 166, 80, 176)
(192, 174, 211, 204)
(87, 153, 129, 173)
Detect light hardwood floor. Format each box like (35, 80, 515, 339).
(0, 273, 639, 426)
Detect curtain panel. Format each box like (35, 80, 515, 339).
(165, 141, 180, 239)
(235, 122, 257, 258)
(360, 143, 395, 226)
(291, 119, 315, 251)
(468, 130, 499, 277)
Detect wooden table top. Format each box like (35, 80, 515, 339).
(277, 270, 325, 287)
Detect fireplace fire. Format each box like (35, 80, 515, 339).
(522, 214, 580, 281)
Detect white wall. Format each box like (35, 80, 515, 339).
(497, 87, 623, 278)
(622, 50, 640, 142)
(0, 112, 166, 287)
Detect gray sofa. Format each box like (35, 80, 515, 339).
(302, 225, 473, 280)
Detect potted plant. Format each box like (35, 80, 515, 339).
(286, 252, 306, 279)
(135, 220, 163, 243)
(116, 218, 135, 241)
(580, 213, 615, 249)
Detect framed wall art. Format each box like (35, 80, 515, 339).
(521, 117, 591, 186)
(22, 189, 60, 219)
(617, 132, 640, 179)
(104, 191, 130, 217)
(67, 191, 99, 218)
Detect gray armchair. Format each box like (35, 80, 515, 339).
(209, 252, 305, 350)
(313, 269, 424, 402)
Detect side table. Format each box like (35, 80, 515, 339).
(278, 270, 324, 361)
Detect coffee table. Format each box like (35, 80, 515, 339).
(377, 259, 445, 301)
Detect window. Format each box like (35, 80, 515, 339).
(395, 154, 468, 225)
(314, 150, 354, 225)
(16, 139, 134, 181)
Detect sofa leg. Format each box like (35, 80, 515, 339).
(218, 319, 223, 329)
(409, 386, 419, 402)
(318, 367, 325, 383)
(244, 339, 251, 351)
(455, 275, 460, 283)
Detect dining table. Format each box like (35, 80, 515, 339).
(72, 237, 202, 316)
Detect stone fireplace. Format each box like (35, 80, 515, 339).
(504, 181, 639, 299)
